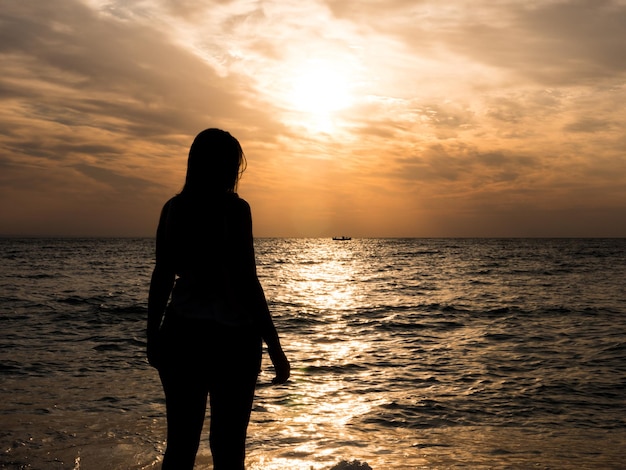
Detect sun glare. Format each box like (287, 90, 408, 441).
(284, 59, 355, 131)
(288, 62, 352, 113)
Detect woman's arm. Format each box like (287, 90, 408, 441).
(146, 201, 176, 369)
(251, 277, 291, 384)
(237, 199, 290, 384)
(147, 265, 175, 338)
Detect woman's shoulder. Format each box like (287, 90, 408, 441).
(229, 193, 251, 211)
(163, 193, 186, 207)
(225, 194, 252, 229)
(164, 192, 250, 214)
(160, 195, 183, 216)
(157, 196, 176, 217)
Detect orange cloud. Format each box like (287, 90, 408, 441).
(1, 0, 625, 237)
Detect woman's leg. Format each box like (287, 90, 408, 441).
(158, 316, 211, 470)
(160, 367, 209, 470)
(208, 327, 262, 470)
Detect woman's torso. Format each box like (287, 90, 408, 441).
(163, 192, 255, 326)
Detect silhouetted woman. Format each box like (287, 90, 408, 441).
(147, 128, 290, 469)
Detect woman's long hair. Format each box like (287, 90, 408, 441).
(181, 128, 246, 196)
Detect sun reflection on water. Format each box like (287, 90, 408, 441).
(249, 240, 386, 468)
(278, 240, 367, 314)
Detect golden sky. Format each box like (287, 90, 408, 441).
(1, 0, 625, 237)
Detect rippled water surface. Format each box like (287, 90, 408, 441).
(1, 238, 625, 469)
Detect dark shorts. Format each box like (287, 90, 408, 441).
(159, 313, 262, 376)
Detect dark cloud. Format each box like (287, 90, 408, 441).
(0, 0, 279, 136)
(391, 143, 540, 186)
(564, 117, 614, 133)
(72, 163, 156, 193)
(324, 0, 626, 85)
(0, 0, 280, 184)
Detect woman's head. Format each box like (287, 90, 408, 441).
(182, 128, 246, 195)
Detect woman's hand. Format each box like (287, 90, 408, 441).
(268, 347, 290, 385)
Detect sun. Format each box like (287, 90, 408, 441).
(284, 59, 354, 130)
(288, 61, 353, 114)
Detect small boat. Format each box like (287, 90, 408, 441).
(332, 236, 351, 241)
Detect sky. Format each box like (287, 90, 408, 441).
(1, 0, 625, 238)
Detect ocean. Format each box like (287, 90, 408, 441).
(1, 237, 625, 469)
